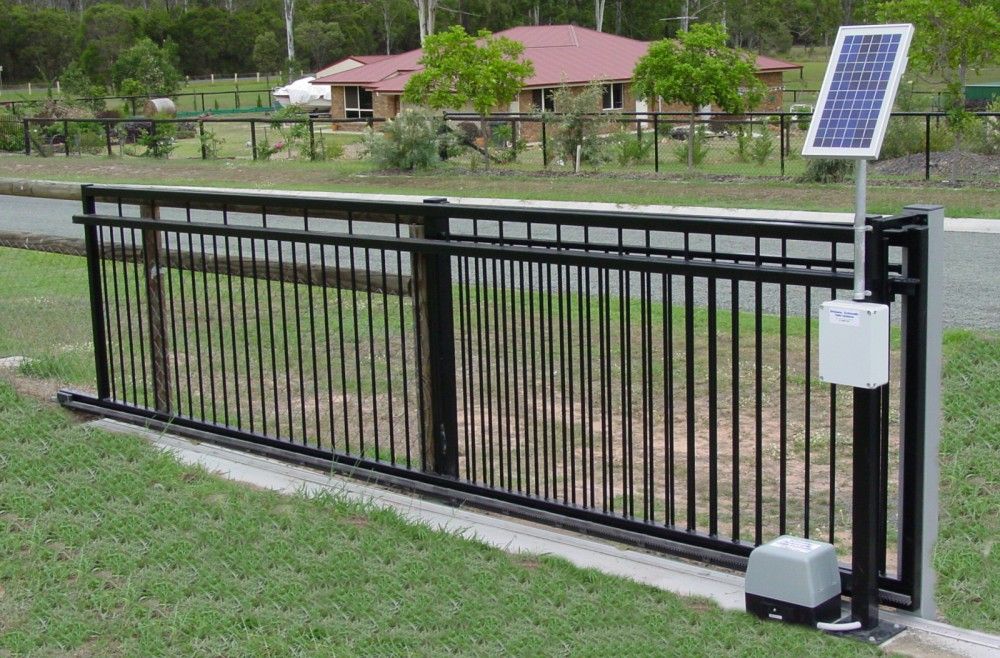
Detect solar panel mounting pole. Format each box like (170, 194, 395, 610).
(799, 23, 915, 637)
(854, 159, 868, 300)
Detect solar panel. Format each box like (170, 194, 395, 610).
(802, 24, 914, 159)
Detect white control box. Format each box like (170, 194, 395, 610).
(818, 300, 889, 389)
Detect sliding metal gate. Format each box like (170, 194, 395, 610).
(60, 184, 941, 613)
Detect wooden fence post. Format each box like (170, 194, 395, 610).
(141, 202, 171, 414)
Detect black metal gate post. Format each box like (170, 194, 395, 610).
(897, 205, 945, 618)
(541, 120, 548, 168)
(250, 120, 257, 160)
(23, 119, 30, 156)
(653, 113, 660, 172)
(414, 199, 459, 477)
(308, 119, 316, 160)
(82, 189, 110, 399)
(779, 114, 786, 177)
(924, 115, 931, 181)
(850, 217, 891, 629)
(104, 121, 113, 157)
(199, 121, 206, 160)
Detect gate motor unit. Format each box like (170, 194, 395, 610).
(745, 536, 842, 627)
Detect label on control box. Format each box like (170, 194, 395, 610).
(772, 537, 822, 553)
(827, 307, 861, 327)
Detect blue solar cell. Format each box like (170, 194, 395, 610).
(812, 32, 902, 150)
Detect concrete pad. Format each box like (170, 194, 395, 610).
(89, 418, 1000, 656)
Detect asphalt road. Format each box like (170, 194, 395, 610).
(2, 194, 998, 330)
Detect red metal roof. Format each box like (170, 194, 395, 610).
(353, 55, 394, 64)
(313, 25, 801, 93)
(754, 54, 803, 73)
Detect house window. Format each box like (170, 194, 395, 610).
(531, 87, 555, 112)
(602, 83, 624, 111)
(345, 86, 373, 118)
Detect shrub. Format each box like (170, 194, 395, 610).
(549, 82, 610, 167)
(199, 128, 225, 159)
(0, 119, 25, 153)
(797, 158, 853, 183)
(363, 109, 454, 170)
(486, 122, 525, 163)
(609, 129, 653, 166)
(672, 126, 709, 165)
(312, 133, 344, 161)
(138, 117, 177, 158)
(966, 100, 1000, 156)
(879, 116, 954, 160)
(733, 125, 754, 162)
(750, 128, 774, 165)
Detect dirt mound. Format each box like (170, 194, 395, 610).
(874, 150, 1000, 180)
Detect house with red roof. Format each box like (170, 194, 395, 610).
(312, 25, 801, 128)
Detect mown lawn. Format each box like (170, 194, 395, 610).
(0, 382, 881, 656)
(2, 156, 997, 218)
(0, 246, 997, 642)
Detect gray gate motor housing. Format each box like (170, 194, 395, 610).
(745, 536, 842, 626)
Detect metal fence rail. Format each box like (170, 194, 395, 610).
(60, 185, 938, 614)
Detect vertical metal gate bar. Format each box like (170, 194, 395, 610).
(83, 193, 111, 400)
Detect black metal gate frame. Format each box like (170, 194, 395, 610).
(59, 185, 936, 611)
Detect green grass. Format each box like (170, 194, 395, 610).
(0, 382, 882, 656)
(1, 246, 997, 634)
(934, 330, 1000, 631)
(2, 156, 997, 218)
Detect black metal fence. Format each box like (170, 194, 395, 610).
(61, 185, 938, 618)
(444, 110, 1000, 182)
(5, 111, 997, 183)
(9, 116, 380, 162)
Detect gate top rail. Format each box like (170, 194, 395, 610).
(82, 184, 864, 243)
(74, 212, 856, 289)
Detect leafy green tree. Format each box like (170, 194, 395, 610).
(294, 21, 345, 70)
(875, 0, 1000, 136)
(403, 25, 534, 166)
(253, 32, 283, 74)
(110, 38, 182, 98)
(632, 23, 765, 169)
(78, 3, 141, 86)
(876, 0, 999, 179)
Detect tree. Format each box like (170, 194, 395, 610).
(110, 37, 182, 97)
(295, 21, 345, 70)
(403, 25, 534, 166)
(412, 0, 439, 44)
(595, 0, 606, 31)
(876, 0, 1000, 166)
(875, 0, 1000, 108)
(253, 32, 283, 75)
(632, 22, 765, 169)
(283, 0, 296, 78)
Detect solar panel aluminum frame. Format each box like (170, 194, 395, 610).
(802, 24, 914, 160)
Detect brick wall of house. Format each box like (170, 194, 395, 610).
(329, 86, 345, 116)
(373, 93, 398, 119)
(758, 71, 785, 110)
